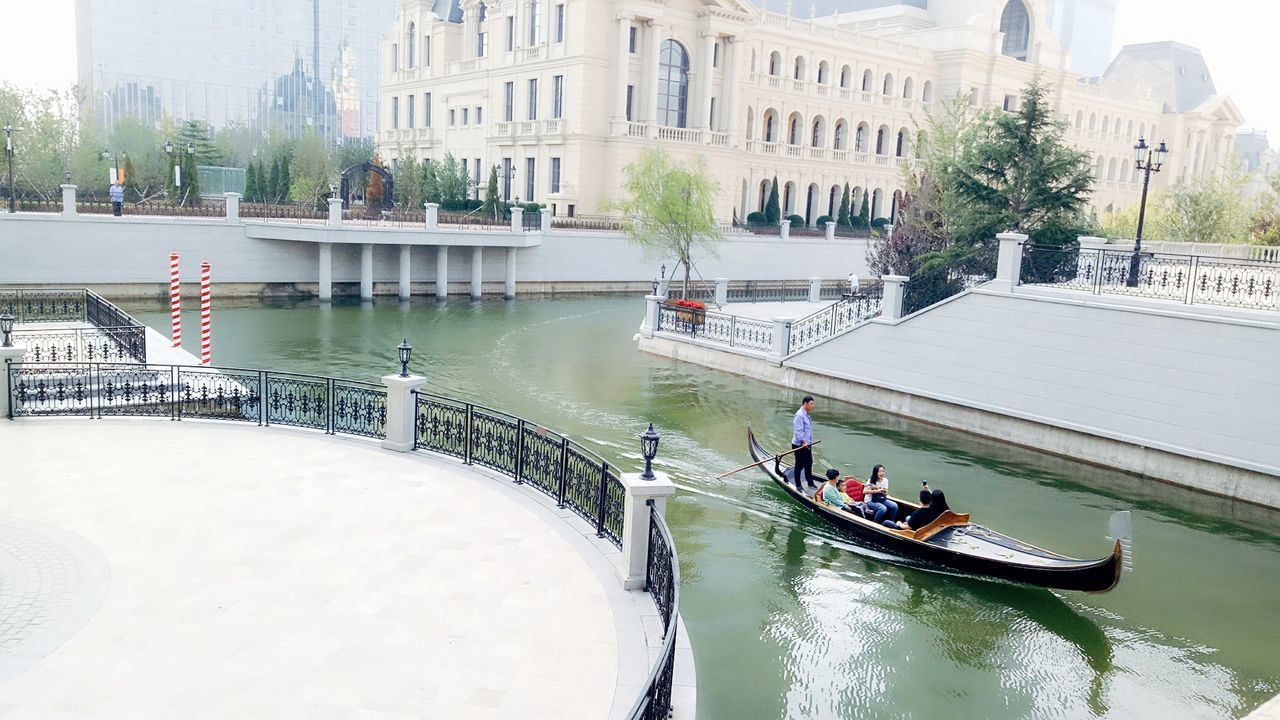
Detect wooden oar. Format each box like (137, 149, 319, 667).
(716, 440, 822, 479)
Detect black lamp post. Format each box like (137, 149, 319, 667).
(397, 338, 412, 377)
(4, 124, 16, 214)
(640, 422, 661, 481)
(0, 312, 14, 347)
(1128, 136, 1168, 287)
(101, 148, 127, 185)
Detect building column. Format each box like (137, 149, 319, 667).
(504, 247, 517, 299)
(436, 246, 449, 299)
(318, 242, 333, 302)
(224, 192, 241, 223)
(694, 31, 716, 130)
(360, 243, 374, 301)
(471, 246, 484, 299)
(398, 244, 412, 300)
(724, 37, 742, 138)
(645, 21, 663, 123)
(613, 15, 631, 123)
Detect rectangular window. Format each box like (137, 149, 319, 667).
(527, 78, 538, 120)
(424, 93, 432, 127)
(525, 157, 536, 201)
(550, 157, 561, 193)
(474, 159, 482, 189)
(714, 42, 720, 68)
(392, 43, 399, 72)
(477, 31, 487, 57)
(502, 157, 512, 200)
(555, 4, 565, 43)
(504, 82, 514, 121)
(475, 106, 483, 124)
(708, 97, 716, 128)
(391, 96, 400, 129)
(528, 0, 540, 45)
(625, 85, 634, 121)
(506, 16, 515, 51)
(628, 26, 637, 53)
(407, 95, 415, 128)
(448, 108, 456, 126)
(1003, 94, 1017, 112)
(461, 107, 469, 125)
(552, 75, 563, 119)
(425, 36, 431, 65)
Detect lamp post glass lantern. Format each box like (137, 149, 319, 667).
(1128, 136, 1168, 287)
(0, 312, 14, 347)
(397, 339, 412, 377)
(640, 423, 661, 481)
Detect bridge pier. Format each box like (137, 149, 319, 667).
(398, 244, 412, 300)
(504, 248, 517, 299)
(360, 244, 374, 301)
(436, 246, 449, 299)
(471, 247, 483, 299)
(318, 243, 332, 302)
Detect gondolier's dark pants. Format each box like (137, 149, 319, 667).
(791, 443, 818, 489)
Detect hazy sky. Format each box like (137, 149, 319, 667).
(0, 0, 1276, 142)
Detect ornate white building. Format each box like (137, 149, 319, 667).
(377, 0, 1244, 225)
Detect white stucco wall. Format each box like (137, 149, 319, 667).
(787, 287, 1280, 480)
(0, 214, 872, 290)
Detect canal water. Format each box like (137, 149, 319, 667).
(128, 295, 1280, 720)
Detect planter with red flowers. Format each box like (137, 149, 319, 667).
(665, 298, 707, 326)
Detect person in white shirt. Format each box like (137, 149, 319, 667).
(864, 464, 899, 524)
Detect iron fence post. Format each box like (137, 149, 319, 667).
(260, 371, 268, 426)
(465, 404, 474, 464)
(411, 390, 420, 449)
(1094, 249, 1104, 295)
(327, 378, 335, 434)
(595, 461, 609, 538)
(1188, 255, 1199, 306)
(556, 436, 569, 508)
(4, 359, 10, 420)
(171, 366, 179, 421)
(515, 418, 526, 484)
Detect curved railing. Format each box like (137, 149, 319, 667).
(626, 499, 681, 720)
(1, 288, 148, 363)
(4, 360, 682, 715)
(787, 285, 884, 354)
(655, 303, 775, 354)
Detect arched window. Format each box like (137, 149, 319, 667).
(1094, 156, 1105, 179)
(895, 128, 908, 157)
(1075, 110, 1083, 128)
(763, 109, 778, 142)
(787, 113, 802, 145)
(1125, 120, 1134, 138)
(882, 73, 894, 96)
(833, 120, 847, 150)
(657, 40, 690, 128)
(794, 56, 806, 81)
(840, 65, 852, 89)
(817, 61, 829, 84)
(811, 116, 826, 148)
(1088, 113, 1097, 131)
(875, 125, 889, 155)
(922, 81, 933, 103)
(407, 22, 416, 68)
(999, 0, 1031, 61)
(855, 123, 868, 152)
(1101, 116, 1110, 134)
(1138, 122, 1146, 139)
(746, 105, 755, 140)
(861, 69, 873, 92)
(1107, 158, 1117, 181)
(759, 180, 770, 212)
(769, 51, 781, 76)
(902, 77, 914, 99)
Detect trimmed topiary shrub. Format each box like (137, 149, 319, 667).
(787, 214, 805, 227)
(746, 211, 767, 224)
(871, 217, 891, 229)
(816, 215, 833, 227)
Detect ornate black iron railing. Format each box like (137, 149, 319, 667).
(788, 285, 885, 354)
(655, 303, 775, 354)
(902, 262, 997, 317)
(626, 499, 681, 720)
(5, 363, 388, 438)
(1, 288, 148, 363)
(1020, 244, 1280, 311)
(412, 392, 626, 548)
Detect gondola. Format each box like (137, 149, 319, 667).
(748, 428, 1131, 593)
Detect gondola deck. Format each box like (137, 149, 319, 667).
(748, 428, 1131, 592)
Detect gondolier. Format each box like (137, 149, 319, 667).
(791, 396, 820, 491)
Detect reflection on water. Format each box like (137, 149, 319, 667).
(122, 295, 1280, 720)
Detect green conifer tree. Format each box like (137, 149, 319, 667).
(244, 163, 258, 203)
(765, 175, 781, 224)
(837, 183, 851, 227)
(857, 193, 870, 227)
(181, 153, 200, 206)
(268, 158, 282, 203)
(481, 165, 500, 221)
(277, 155, 292, 203)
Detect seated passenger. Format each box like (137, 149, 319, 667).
(820, 469, 856, 512)
(864, 464, 899, 524)
(895, 490, 950, 531)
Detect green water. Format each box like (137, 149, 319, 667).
(127, 295, 1280, 720)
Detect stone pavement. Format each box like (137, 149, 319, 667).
(0, 419, 628, 719)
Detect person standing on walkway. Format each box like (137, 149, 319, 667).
(791, 395, 819, 491)
(109, 181, 124, 217)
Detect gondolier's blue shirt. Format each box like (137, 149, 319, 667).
(792, 407, 812, 446)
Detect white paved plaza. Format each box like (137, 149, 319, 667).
(0, 419, 631, 719)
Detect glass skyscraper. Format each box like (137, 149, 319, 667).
(75, 0, 395, 140)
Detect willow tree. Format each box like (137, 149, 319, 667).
(609, 148, 724, 296)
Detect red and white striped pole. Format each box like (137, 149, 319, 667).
(169, 252, 182, 348)
(199, 260, 212, 365)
